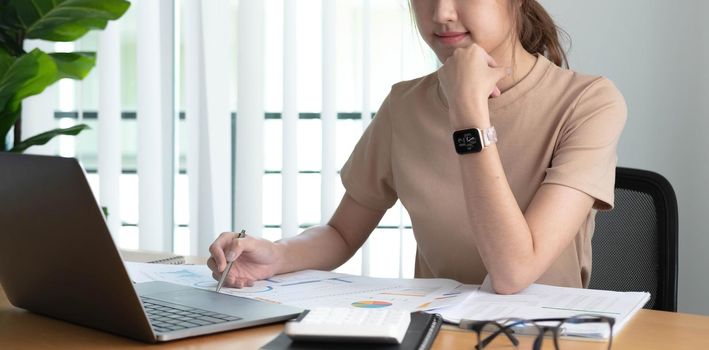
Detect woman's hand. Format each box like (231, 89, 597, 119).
(207, 232, 282, 288)
(437, 43, 510, 127)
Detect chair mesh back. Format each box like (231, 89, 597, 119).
(589, 188, 659, 309)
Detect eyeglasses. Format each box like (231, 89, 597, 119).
(460, 314, 615, 350)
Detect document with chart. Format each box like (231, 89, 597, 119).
(125, 262, 475, 312)
(436, 277, 650, 339)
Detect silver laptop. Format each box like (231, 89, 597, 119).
(0, 153, 303, 342)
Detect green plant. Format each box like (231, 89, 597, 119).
(0, 0, 130, 152)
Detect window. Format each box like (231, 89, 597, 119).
(39, 0, 437, 278)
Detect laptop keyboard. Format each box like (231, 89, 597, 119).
(141, 296, 243, 333)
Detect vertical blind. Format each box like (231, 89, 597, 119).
(235, 0, 265, 238)
(183, 0, 234, 255)
(32, 0, 436, 278)
(136, 0, 175, 252)
(22, 40, 57, 156)
(321, 0, 337, 229)
(97, 21, 123, 239)
(282, 0, 299, 238)
(359, 0, 372, 276)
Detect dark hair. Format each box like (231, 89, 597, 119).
(514, 0, 569, 68)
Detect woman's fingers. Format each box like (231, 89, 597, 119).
(209, 232, 233, 271)
(485, 51, 512, 81)
(209, 231, 249, 272)
(224, 235, 253, 270)
(488, 62, 511, 98)
(211, 263, 255, 288)
(439, 43, 513, 107)
(489, 66, 511, 98)
(485, 52, 499, 68)
(208, 239, 258, 288)
(490, 86, 502, 98)
(207, 257, 217, 272)
(233, 279, 250, 288)
(207, 232, 280, 286)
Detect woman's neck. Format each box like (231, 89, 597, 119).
(490, 41, 537, 93)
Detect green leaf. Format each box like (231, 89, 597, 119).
(9, 123, 89, 153)
(0, 109, 19, 152)
(0, 48, 56, 110)
(49, 52, 95, 81)
(0, 48, 12, 77)
(0, 48, 57, 141)
(9, 51, 55, 104)
(4, 0, 131, 42)
(0, 2, 24, 56)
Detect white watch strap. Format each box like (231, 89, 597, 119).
(482, 126, 497, 147)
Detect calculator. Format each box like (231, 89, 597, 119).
(284, 307, 411, 344)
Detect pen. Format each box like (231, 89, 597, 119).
(216, 229, 246, 292)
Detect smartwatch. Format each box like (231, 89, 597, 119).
(452, 126, 497, 154)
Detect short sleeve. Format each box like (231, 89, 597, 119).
(542, 78, 628, 210)
(340, 93, 398, 210)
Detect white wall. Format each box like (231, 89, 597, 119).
(539, 0, 709, 315)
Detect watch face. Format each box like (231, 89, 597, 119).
(453, 128, 483, 154)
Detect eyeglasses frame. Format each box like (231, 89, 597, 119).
(460, 314, 616, 350)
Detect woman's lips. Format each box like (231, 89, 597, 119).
(435, 32, 468, 45)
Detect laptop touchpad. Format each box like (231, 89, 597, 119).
(149, 289, 265, 317)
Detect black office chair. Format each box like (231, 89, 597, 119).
(588, 167, 678, 311)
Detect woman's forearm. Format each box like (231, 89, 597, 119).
(273, 224, 356, 274)
(458, 144, 594, 294)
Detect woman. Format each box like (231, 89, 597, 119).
(207, 0, 626, 294)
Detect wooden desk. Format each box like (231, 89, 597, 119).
(2, 284, 708, 350)
(2, 250, 708, 349)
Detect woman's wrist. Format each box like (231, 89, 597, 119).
(271, 240, 289, 275)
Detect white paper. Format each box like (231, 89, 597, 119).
(124, 262, 475, 312)
(436, 277, 650, 339)
(125, 261, 212, 284)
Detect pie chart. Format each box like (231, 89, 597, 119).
(351, 300, 392, 308)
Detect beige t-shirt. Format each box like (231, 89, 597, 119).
(340, 54, 627, 288)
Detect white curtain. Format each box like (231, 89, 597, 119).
(21, 40, 57, 156)
(183, 0, 234, 255)
(97, 21, 123, 238)
(136, 0, 175, 251)
(234, 0, 266, 237)
(360, 0, 373, 276)
(282, 0, 299, 238)
(321, 0, 337, 227)
(83, 0, 436, 278)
